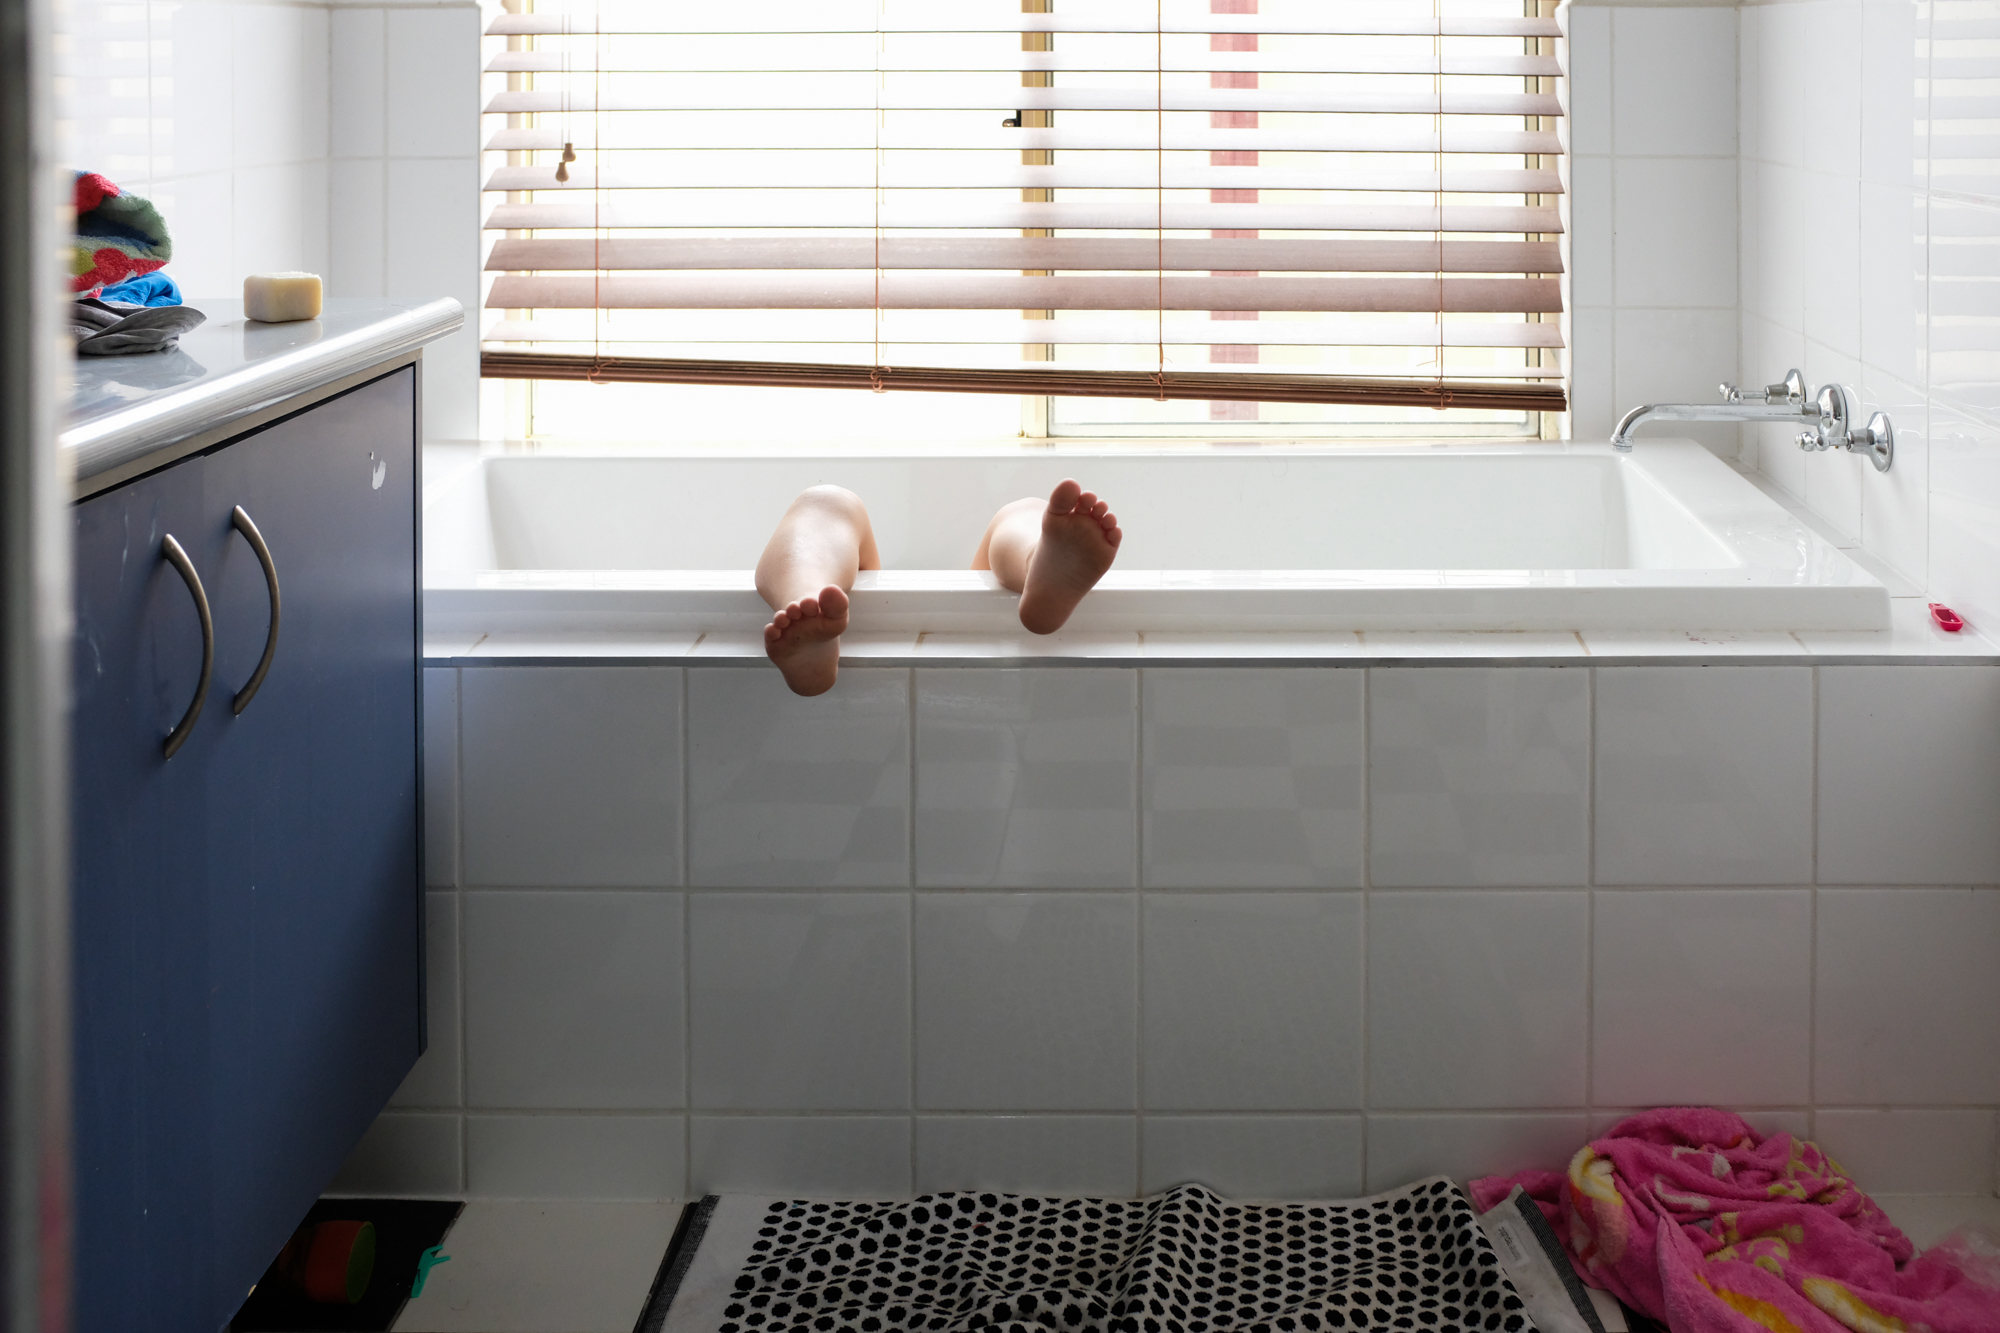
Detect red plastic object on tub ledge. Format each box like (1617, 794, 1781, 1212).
(1930, 603, 1966, 632)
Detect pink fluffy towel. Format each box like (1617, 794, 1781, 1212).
(1469, 1107, 2000, 1333)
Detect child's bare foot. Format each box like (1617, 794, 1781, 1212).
(1018, 480, 1121, 634)
(764, 585, 849, 696)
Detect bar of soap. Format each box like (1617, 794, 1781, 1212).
(243, 272, 323, 323)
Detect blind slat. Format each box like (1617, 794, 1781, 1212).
(482, 200, 1565, 234)
(486, 14, 1563, 39)
(480, 315, 1567, 350)
(480, 165, 1565, 196)
(484, 51, 1563, 78)
(486, 273, 1563, 314)
(482, 126, 1567, 155)
(481, 88, 1564, 117)
(483, 237, 1565, 275)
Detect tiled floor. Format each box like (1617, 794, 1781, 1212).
(380, 1193, 2000, 1333)
(391, 1200, 681, 1333)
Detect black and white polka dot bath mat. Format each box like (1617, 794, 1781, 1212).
(642, 1177, 1563, 1333)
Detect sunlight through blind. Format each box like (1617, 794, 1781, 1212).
(477, 0, 1567, 414)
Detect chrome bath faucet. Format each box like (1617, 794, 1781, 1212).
(1611, 369, 1894, 471)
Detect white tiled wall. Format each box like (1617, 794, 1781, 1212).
(341, 662, 2000, 1202)
(1565, 5, 1741, 452)
(1738, 0, 2000, 630)
(54, 0, 482, 441)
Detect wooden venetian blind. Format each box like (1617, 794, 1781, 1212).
(477, 0, 1567, 414)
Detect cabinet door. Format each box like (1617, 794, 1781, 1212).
(196, 367, 422, 1308)
(72, 457, 221, 1333)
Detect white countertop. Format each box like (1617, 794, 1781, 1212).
(65, 295, 463, 486)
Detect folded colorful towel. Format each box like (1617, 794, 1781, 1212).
(70, 299, 205, 356)
(1471, 1107, 2000, 1333)
(71, 172, 172, 297)
(99, 271, 182, 307)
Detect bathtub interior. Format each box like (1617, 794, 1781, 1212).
(426, 444, 1749, 575)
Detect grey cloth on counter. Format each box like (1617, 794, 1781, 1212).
(71, 298, 206, 356)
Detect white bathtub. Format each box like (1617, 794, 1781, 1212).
(423, 440, 1888, 635)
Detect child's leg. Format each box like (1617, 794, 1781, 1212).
(971, 478, 1121, 634)
(756, 485, 881, 696)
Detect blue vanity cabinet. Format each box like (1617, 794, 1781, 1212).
(71, 366, 423, 1333)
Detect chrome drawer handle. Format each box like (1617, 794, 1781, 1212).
(229, 506, 281, 715)
(160, 534, 213, 760)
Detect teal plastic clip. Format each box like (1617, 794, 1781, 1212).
(410, 1245, 452, 1299)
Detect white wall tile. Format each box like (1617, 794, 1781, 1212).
(1858, 370, 1929, 587)
(1141, 1117, 1364, 1199)
(329, 1111, 462, 1195)
(1365, 1114, 1590, 1194)
(1929, 402, 2000, 630)
(915, 669, 1136, 888)
(1818, 667, 2000, 884)
(391, 892, 462, 1109)
(688, 894, 910, 1111)
(1567, 306, 1617, 443)
(1930, 198, 2000, 422)
(915, 895, 1136, 1111)
(1859, 189, 1927, 389)
(327, 158, 385, 297)
(1859, 1, 1929, 190)
(1813, 1109, 1998, 1194)
(230, 5, 310, 170)
(1930, 6, 1998, 204)
(460, 667, 682, 887)
(1612, 159, 1737, 311)
(688, 668, 909, 887)
(1368, 891, 1589, 1110)
(1369, 668, 1589, 887)
(161, 2, 234, 180)
(1611, 8, 1737, 159)
(1803, 176, 1863, 364)
(1595, 667, 1813, 885)
(1565, 7, 1611, 159)
(1801, 2, 1864, 177)
(1817, 888, 2000, 1103)
(1141, 894, 1362, 1111)
(1567, 157, 1614, 312)
(385, 7, 480, 159)
(467, 1115, 684, 1199)
(422, 666, 458, 887)
(915, 1117, 1137, 1197)
(1741, 160, 1805, 332)
(329, 6, 385, 160)
(1141, 669, 1362, 888)
(151, 171, 233, 299)
(1613, 308, 1742, 456)
(690, 1117, 912, 1196)
(230, 160, 312, 279)
(1593, 890, 1812, 1108)
(464, 891, 685, 1109)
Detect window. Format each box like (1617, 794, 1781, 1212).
(478, 0, 1565, 442)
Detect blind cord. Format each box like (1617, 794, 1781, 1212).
(1153, 0, 1165, 401)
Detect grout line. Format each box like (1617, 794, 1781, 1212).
(908, 667, 919, 1192)
(1808, 664, 1824, 1128)
(1585, 667, 1597, 1119)
(681, 667, 694, 1197)
(1127, 669, 1150, 1197)
(454, 667, 469, 1191)
(1358, 667, 1371, 1189)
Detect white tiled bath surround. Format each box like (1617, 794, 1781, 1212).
(334, 657, 2000, 1202)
